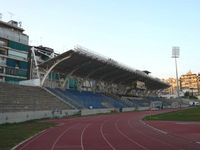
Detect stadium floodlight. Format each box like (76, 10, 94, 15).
(172, 47, 180, 105)
(172, 46, 180, 58)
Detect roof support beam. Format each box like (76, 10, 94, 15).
(99, 68, 122, 81)
(119, 73, 145, 85)
(86, 64, 108, 78)
(110, 72, 131, 83)
(61, 60, 92, 88)
(41, 55, 72, 86)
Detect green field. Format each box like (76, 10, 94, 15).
(143, 107, 200, 121)
(0, 120, 56, 150)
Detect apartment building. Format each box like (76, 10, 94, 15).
(180, 71, 199, 95)
(162, 78, 180, 95)
(0, 20, 29, 83)
(163, 71, 200, 96)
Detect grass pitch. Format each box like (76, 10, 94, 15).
(143, 107, 200, 121)
(0, 120, 56, 150)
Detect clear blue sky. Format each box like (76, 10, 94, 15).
(1, 0, 200, 79)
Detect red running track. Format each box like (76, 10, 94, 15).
(14, 109, 200, 150)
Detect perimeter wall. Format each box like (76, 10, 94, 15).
(0, 109, 79, 124)
(0, 105, 190, 124)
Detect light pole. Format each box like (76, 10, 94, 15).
(172, 47, 181, 107)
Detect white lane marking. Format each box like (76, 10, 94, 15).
(55, 145, 81, 148)
(81, 124, 91, 150)
(100, 122, 116, 150)
(15, 128, 50, 150)
(140, 120, 168, 135)
(128, 119, 182, 150)
(139, 119, 200, 149)
(115, 119, 149, 150)
(51, 123, 79, 150)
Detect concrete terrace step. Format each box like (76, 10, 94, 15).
(0, 82, 74, 112)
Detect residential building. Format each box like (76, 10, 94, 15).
(180, 71, 199, 96)
(163, 71, 200, 96)
(162, 78, 179, 95)
(197, 73, 200, 94)
(0, 20, 29, 83)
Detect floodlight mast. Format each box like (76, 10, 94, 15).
(172, 47, 180, 104)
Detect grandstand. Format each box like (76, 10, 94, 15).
(0, 19, 177, 125)
(0, 45, 173, 123)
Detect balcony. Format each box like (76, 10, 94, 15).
(0, 66, 27, 77)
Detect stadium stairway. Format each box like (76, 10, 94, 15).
(0, 82, 74, 113)
(45, 87, 84, 109)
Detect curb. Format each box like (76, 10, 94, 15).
(11, 129, 48, 150)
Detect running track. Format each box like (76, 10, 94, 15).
(14, 109, 200, 150)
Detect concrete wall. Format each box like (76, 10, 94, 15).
(0, 109, 79, 124)
(0, 27, 28, 45)
(19, 79, 40, 86)
(81, 108, 115, 116)
(81, 107, 150, 115)
(122, 107, 136, 112)
(137, 107, 149, 111)
(0, 105, 191, 124)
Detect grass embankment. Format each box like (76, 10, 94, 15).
(0, 120, 57, 150)
(143, 107, 200, 121)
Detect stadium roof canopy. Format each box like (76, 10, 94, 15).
(39, 46, 170, 90)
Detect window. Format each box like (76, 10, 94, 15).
(0, 57, 6, 65)
(15, 61, 19, 69)
(8, 50, 27, 59)
(0, 76, 4, 81)
(0, 66, 4, 73)
(0, 47, 7, 55)
(0, 40, 6, 46)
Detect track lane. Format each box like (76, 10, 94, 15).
(119, 114, 181, 150)
(14, 109, 200, 150)
(127, 112, 200, 150)
(101, 115, 149, 150)
(15, 121, 78, 150)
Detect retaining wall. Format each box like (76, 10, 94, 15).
(137, 107, 149, 111)
(0, 105, 191, 124)
(81, 108, 115, 116)
(122, 107, 136, 112)
(0, 109, 79, 124)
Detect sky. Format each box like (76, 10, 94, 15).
(1, 0, 200, 79)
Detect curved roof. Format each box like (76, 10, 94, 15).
(39, 46, 170, 90)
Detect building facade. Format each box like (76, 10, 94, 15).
(180, 71, 199, 96)
(198, 73, 200, 94)
(163, 71, 200, 96)
(162, 78, 178, 95)
(0, 20, 29, 83)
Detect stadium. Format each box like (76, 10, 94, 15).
(1, 44, 173, 119)
(0, 20, 200, 150)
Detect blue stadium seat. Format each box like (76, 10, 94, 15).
(47, 88, 134, 109)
